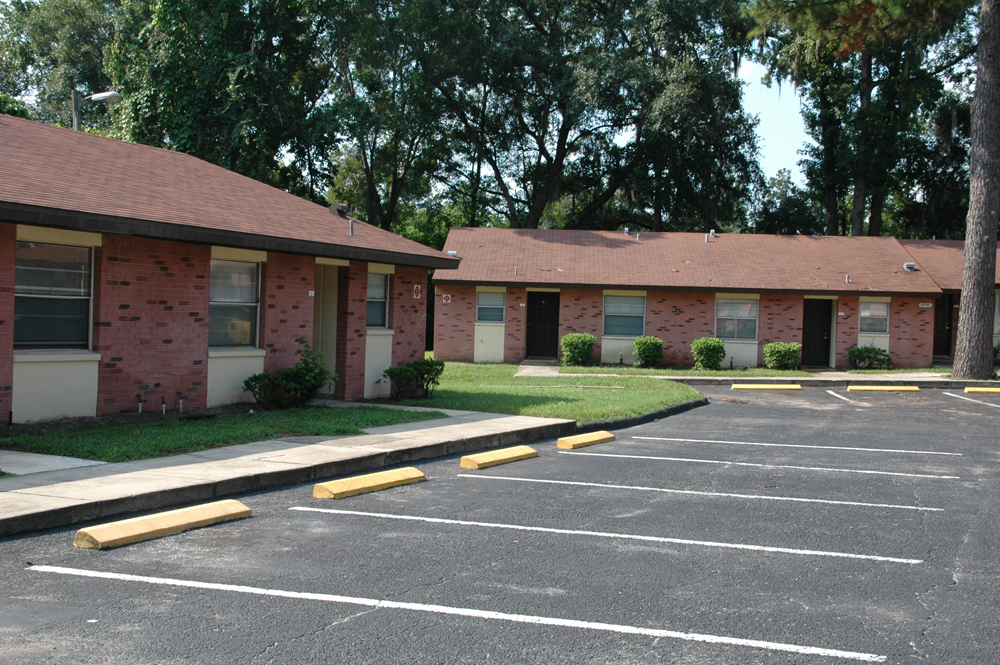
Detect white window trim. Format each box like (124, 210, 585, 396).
(14, 241, 95, 351)
(476, 290, 506, 323)
(858, 298, 890, 335)
(715, 296, 759, 341)
(208, 259, 261, 348)
(602, 293, 646, 338)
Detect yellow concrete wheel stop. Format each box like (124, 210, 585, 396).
(731, 384, 801, 390)
(846, 386, 920, 392)
(965, 387, 1000, 393)
(314, 467, 426, 499)
(73, 499, 252, 550)
(460, 445, 538, 469)
(558, 431, 615, 449)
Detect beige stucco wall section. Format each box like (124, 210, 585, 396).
(207, 347, 266, 407)
(365, 329, 394, 398)
(474, 324, 506, 362)
(12, 351, 100, 423)
(601, 337, 637, 365)
(722, 340, 759, 368)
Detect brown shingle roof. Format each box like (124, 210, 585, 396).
(0, 115, 458, 269)
(435, 228, 945, 294)
(897, 239, 1000, 291)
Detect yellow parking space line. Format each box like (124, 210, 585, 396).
(460, 445, 538, 470)
(314, 467, 425, 499)
(73, 499, 252, 550)
(965, 387, 1000, 394)
(731, 384, 801, 390)
(557, 431, 615, 449)
(847, 386, 920, 392)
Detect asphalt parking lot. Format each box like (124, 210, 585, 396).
(1, 387, 997, 664)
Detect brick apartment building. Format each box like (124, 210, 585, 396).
(0, 115, 457, 423)
(434, 228, 1000, 369)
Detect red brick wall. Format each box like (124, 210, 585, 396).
(334, 261, 368, 400)
(889, 297, 934, 368)
(758, 294, 805, 365)
(260, 252, 314, 372)
(390, 266, 427, 365)
(0, 224, 15, 422)
(646, 291, 715, 365)
(93, 236, 211, 415)
(434, 284, 476, 362)
(504, 287, 528, 363)
(559, 289, 602, 361)
(833, 297, 859, 368)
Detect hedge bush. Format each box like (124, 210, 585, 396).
(383, 359, 445, 398)
(691, 337, 726, 370)
(994, 344, 1000, 367)
(243, 337, 336, 408)
(763, 342, 801, 370)
(632, 336, 663, 368)
(560, 333, 596, 366)
(847, 345, 893, 370)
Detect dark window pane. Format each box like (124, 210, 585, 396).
(859, 317, 888, 333)
(14, 296, 89, 349)
(716, 318, 737, 339)
(15, 242, 90, 296)
(736, 318, 757, 339)
(209, 304, 257, 346)
(477, 307, 504, 322)
(367, 300, 387, 327)
(604, 315, 643, 336)
(210, 260, 258, 303)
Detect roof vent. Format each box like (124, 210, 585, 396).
(623, 227, 629, 235)
(329, 202, 350, 218)
(710, 229, 716, 238)
(903, 262, 917, 272)
(447, 250, 457, 256)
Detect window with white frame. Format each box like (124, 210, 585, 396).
(603, 295, 645, 336)
(367, 273, 389, 327)
(859, 301, 889, 333)
(477, 291, 505, 322)
(209, 259, 259, 346)
(716, 299, 758, 339)
(14, 241, 92, 349)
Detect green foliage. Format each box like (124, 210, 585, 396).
(560, 333, 596, 366)
(632, 336, 663, 368)
(0, 92, 31, 119)
(243, 337, 335, 409)
(763, 342, 802, 369)
(691, 337, 726, 370)
(847, 345, 894, 369)
(383, 358, 445, 398)
(993, 343, 1000, 366)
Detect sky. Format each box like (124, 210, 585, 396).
(739, 61, 811, 186)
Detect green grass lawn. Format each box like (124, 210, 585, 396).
(0, 406, 445, 463)
(397, 363, 702, 424)
(0, 471, 12, 478)
(560, 365, 812, 377)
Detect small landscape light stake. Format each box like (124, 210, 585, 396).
(177, 391, 184, 413)
(161, 395, 166, 416)
(136, 394, 146, 414)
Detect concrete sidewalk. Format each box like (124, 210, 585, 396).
(0, 408, 575, 538)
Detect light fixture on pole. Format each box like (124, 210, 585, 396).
(71, 89, 121, 131)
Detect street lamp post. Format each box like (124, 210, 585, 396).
(71, 89, 121, 131)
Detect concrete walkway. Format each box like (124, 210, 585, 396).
(0, 450, 105, 476)
(0, 409, 574, 538)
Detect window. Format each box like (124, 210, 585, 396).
(859, 301, 889, 333)
(603, 295, 645, 336)
(209, 260, 259, 346)
(477, 291, 505, 322)
(367, 273, 389, 327)
(14, 242, 92, 349)
(716, 299, 758, 339)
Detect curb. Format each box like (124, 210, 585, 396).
(0, 419, 575, 538)
(575, 398, 710, 434)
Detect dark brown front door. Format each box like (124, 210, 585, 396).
(526, 291, 560, 358)
(801, 299, 832, 366)
(933, 294, 954, 356)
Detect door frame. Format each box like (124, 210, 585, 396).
(802, 296, 837, 368)
(525, 289, 561, 358)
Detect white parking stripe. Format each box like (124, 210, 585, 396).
(943, 391, 1000, 409)
(28, 565, 886, 662)
(559, 451, 960, 480)
(290, 507, 923, 564)
(458, 474, 943, 511)
(633, 436, 961, 456)
(826, 390, 854, 403)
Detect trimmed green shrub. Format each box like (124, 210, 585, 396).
(633, 336, 663, 368)
(847, 345, 893, 370)
(383, 359, 445, 398)
(560, 333, 596, 366)
(691, 337, 726, 370)
(994, 344, 1000, 366)
(763, 342, 801, 370)
(243, 337, 336, 409)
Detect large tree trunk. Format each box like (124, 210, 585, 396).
(817, 77, 841, 235)
(954, 0, 1000, 380)
(867, 189, 885, 236)
(850, 51, 873, 236)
